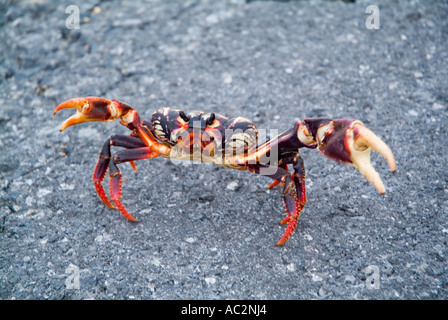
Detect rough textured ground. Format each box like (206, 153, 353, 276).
(0, 0, 447, 300)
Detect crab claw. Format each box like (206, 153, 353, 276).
(54, 97, 132, 131)
(308, 119, 396, 194)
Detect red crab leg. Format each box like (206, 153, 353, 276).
(54, 97, 173, 221)
(129, 161, 138, 173)
(108, 147, 161, 221)
(265, 162, 288, 189)
(276, 155, 306, 246)
(94, 138, 116, 209)
(107, 160, 137, 221)
(248, 157, 307, 246)
(93, 135, 148, 210)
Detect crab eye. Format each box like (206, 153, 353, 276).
(206, 113, 215, 126)
(179, 111, 190, 122)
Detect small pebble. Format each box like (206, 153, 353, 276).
(226, 181, 239, 191)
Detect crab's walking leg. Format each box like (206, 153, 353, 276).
(265, 163, 288, 189)
(108, 147, 160, 221)
(276, 154, 306, 246)
(93, 135, 148, 210)
(247, 157, 305, 246)
(54, 97, 172, 220)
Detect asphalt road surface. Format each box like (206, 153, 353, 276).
(0, 0, 447, 299)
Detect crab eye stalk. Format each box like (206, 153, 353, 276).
(206, 113, 215, 126)
(179, 111, 190, 122)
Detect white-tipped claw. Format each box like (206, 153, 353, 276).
(347, 122, 396, 194)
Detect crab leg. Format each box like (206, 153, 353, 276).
(107, 148, 160, 221)
(92, 135, 161, 221)
(93, 135, 148, 210)
(276, 154, 307, 246)
(265, 162, 288, 189)
(247, 156, 306, 246)
(93, 138, 117, 209)
(243, 118, 395, 245)
(54, 97, 168, 221)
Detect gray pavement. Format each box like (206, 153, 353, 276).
(0, 0, 447, 299)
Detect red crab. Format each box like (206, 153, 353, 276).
(54, 97, 396, 245)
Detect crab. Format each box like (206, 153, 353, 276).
(54, 96, 396, 245)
